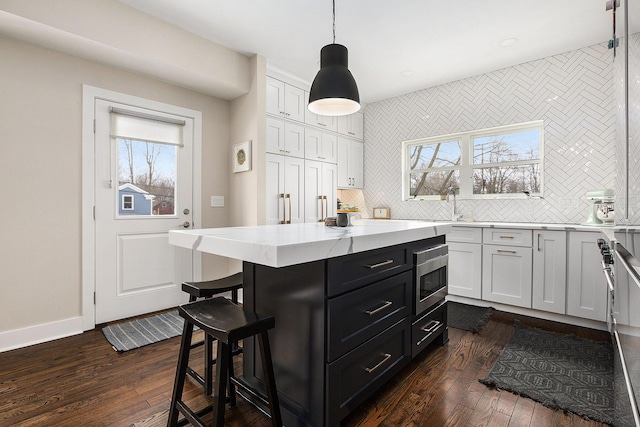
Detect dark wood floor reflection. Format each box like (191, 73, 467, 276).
(0, 310, 611, 427)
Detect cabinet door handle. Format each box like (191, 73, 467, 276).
(285, 193, 292, 224)
(364, 300, 393, 315)
(279, 193, 286, 224)
(323, 195, 328, 221)
(365, 259, 394, 269)
(363, 353, 392, 373)
(537, 234, 541, 251)
(318, 195, 326, 222)
(497, 249, 517, 254)
(499, 235, 514, 239)
(420, 319, 441, 333)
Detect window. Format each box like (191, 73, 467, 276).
(402, 121, 543, 200)
(122, 194, 134, 210)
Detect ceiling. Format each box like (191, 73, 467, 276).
(118, 0, 613, 104)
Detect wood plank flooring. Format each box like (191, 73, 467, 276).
(0, 309, 611, 427)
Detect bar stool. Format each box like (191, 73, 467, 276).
(167, 297, 282, 427)
(181, 272, 243, 396)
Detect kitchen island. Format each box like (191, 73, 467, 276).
(169, 220, 451, 427)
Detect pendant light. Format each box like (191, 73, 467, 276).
(308, 0, 360, 116)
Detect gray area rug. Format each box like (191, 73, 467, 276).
(480, 323, 615, 425)
(447, 302, 494, 333)
(102, 310, 184, 352)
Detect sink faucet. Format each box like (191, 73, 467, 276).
(446, 186, 463, 221)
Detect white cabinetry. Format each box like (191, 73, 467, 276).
(481, 228, 533, 308)
(304, 160, 337, 223)
(337, 137, 364, 189)
(337, 111, 364, 140)
(266, 118, 305, 158)
(567, 231, 607, 321)
(304, 128, 337, 164)
(266, 77, 305, 122)
(304, 101, 338, 132)
(266, 154, 305, 225)
(447, 227, 482, 299)
(532, 230, 567, 314)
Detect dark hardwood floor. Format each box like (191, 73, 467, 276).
(0, 309, 611, 427)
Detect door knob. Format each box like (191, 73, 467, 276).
(179, 221, 191, 228)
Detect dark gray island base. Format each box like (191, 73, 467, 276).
(239, 236, 448, 427)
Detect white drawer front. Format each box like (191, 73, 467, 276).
(447, 227, 482, 244)
(483, 228, 532, 247)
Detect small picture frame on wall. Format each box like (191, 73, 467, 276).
(233, 140, 251, 173)
(373, 207, 391, 219)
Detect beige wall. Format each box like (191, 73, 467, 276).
(0, 35, 233, 332)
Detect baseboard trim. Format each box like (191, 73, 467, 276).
(0, 316, 83, 353)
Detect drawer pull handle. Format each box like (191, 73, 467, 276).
(365, 259, 394, 269)
(420, 320, 441, 333)
(365, 300, 393, 315)
(364, 353, 392, 373)
(497, 249, 517, 254)
(499, 235, 514, 239)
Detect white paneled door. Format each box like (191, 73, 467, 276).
(93, 99, 193, 323)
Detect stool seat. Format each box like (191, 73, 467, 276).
(179, 297, 274, 345)
(168, 297, 282, 427)
(182, 272, 243, 299)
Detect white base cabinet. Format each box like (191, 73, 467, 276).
(532, 230, 567, 314)
(482, 245, 533, 308)
(448, 242, 482, 299)
(566, 231, 607, 322)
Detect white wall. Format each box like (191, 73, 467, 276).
(362, 42, 616, 224)
(0, 35, 232, 334)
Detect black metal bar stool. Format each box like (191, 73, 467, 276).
(181, 272, 243, 396)
(167, 297, 282, 427)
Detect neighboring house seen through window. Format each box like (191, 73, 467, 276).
(402, 121, 543, 200)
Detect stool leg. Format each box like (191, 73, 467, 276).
(167, 321, 194, 427)
(228, 341, 237, 407)
(231, 289, 238, 304)
(213, 340, 230, 427)
(258, 331, 282, 427)
(204, 334, 214, 396)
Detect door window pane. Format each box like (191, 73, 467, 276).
(117, 138, 177, 216)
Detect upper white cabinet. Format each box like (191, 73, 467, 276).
(448, 227, 482, 299)
(566, 231, 607, 322)
(304, 97, 338, 132)
(266, 77, 305, 122)
(532, 230, 567, 314)
(337, 137, 364, 189)
(305, 128, 337, 164)
(266, 118, 305, 158)
(337, 111, 364, 140)
(481, 228, 533, 308)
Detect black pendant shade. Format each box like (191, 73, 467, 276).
(308, 43, 360, 116)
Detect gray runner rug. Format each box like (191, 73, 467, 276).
(480, 323, 615, 425)
(447, 302, 494, 333)
(102, 310, 184, 352)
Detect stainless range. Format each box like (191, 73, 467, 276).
(599, 228, 640, 427)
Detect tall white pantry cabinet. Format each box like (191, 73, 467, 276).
(265, 75, 364, 225)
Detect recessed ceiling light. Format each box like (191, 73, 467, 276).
(499, 38, 518, 47)
(400, 70, 414, 77)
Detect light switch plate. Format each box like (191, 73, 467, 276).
(211, 196, 224, 207)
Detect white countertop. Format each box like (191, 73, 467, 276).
(169, 220, 451, 268)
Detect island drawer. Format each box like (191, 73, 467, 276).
(327, 270, 412, 362)
(326, 318, 411, 426)
(412, 299, 447, 358)
(327, 243, 412, 296)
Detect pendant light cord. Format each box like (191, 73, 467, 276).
(332, 0, 336, 43)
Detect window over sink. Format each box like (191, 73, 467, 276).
(402, 121, 543, 200)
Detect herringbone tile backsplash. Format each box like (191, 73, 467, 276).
(359, 42, 616, 224)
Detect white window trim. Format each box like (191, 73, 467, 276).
(402, 121, 544, 201)
(122, 194, 134, 210)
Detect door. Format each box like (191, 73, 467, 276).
(93, 99, 193, 323)
(482, 245, 532, 308)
